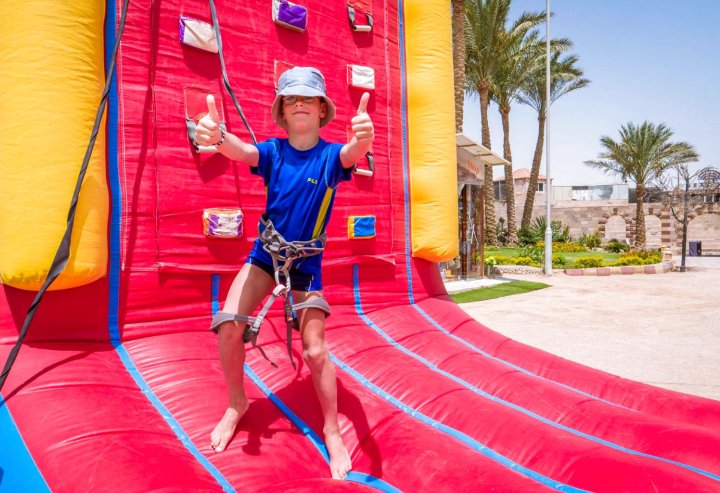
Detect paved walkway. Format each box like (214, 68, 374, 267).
(455, 256, 720, 402)
(443, 276, 509, 294)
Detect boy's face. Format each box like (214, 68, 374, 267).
(281, 96, 327, 132)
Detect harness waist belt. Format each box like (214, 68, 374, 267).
(212, 217, 330, 369)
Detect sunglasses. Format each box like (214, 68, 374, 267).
(282, 95, 322, 104)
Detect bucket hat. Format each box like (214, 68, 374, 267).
(271, 66, 336, 129)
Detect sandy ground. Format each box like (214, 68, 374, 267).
(456, 256, 720, 402)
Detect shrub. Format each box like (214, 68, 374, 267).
(496, 217, 508, 245)
(587, 232, 602, 249)
(485, 255, 512, 265)
(518, 227, 542, 246)
(574, 256, 604, 268)
(508, 256, 540, 267)
(605, 240, 629, 253)
(620, 250, 662, 264)
(524, 216, 572, 244)
(536, 241, 588, 253)
(519, 246, 543, 263)
(530, 216, 548, 239)
(552, 254, 568, 268)
(578, 231, 602, 249)
(610, 256, 644, 266)
(552, 221, 571, 243)
(638, 249, 662, 261)
(484, 255, 541, 267)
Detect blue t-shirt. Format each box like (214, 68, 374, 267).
(252, 137, 351, 240)
(249, 138, 351, 277)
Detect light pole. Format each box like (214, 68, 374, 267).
(544, 0, 553, 275)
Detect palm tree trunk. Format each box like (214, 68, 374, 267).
(452, 0, 467, 270)
(635, 183, 646, 249)
(500, 105, 517, 244)
(478, 80, 497, 246)
(521, 114, 545, 229)
(451, 0, 465, 133)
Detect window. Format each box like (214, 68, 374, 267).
(537, 182, 544, 192)
(494, 181, 506, 201)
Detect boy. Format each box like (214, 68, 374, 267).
(194, 66, 374, 480)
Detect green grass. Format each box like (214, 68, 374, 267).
(484, 247, 620, 267)
(561, 251, 620, 264)
(450, 280, 550, 304)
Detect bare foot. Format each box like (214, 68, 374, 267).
(210, 401, 249, 452)
(325, 430, 352, 479)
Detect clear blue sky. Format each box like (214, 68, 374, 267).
(462, 0, 720, 186)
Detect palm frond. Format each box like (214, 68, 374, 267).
(516, 46, 589, 114)
(585, 122, 699, 186)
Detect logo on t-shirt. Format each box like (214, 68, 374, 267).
(307, 177, 318, 185)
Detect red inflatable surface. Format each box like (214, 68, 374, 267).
(2, 1, 720, 492)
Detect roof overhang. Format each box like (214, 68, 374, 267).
(456, 133, 509, 186)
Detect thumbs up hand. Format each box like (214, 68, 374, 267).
(350, 92, 374, 143)
(195, 94, 223, 146)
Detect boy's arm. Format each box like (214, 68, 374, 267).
(340, 92, 374, 169)
(195, 95, 259, 167)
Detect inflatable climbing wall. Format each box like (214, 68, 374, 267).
(2, 1, 720, 491)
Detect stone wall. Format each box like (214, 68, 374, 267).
(494, 201, 720, 253)
(684, 204, 720, 254)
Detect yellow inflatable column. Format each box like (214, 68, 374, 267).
(0, 0, 108, 290)
(404, 0, 458, 262)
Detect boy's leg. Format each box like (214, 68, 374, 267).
(295, 290, 352, 479)
(211, 263, 275, 452)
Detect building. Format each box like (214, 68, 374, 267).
(492, 168, 720, 254)
(494, 167, 548, 206)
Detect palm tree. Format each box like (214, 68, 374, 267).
(585, 121, 699, 249)
(452, 0, 468, 275)
(465, 0, 544, 246)
(491, 29, 545, 244)
(517, 46, 588, 230)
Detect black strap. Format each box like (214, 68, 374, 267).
(208, 0, 257, 145)
(0, 0, 131, 393)
(246, 332, 279, 369)
(284, 295, 298, 370)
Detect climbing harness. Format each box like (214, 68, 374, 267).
(211, 216, 331, 369)
(201, 1, 333, 369)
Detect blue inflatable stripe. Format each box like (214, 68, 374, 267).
(243, 365, 401, 492)
(329, 344, 587, 493)
(112, 345, 236, 492)
(106, 0, 121, 345)
(105, 4, 234, 490)
(210, 279, 399, 492)
(398, 0, 415, 305)
(390, 8, 578, 490)
(353, 266, 720, 484)
(394, 0, 629, 426)
(410, 302, 630, 409)
(0, 395, 51, 492)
